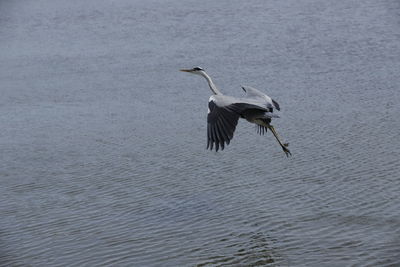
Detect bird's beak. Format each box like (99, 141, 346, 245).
(180, 69, 192, 72)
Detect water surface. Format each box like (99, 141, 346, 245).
(1, 0, 400, 266)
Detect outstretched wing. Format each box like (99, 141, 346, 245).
(207, 95, 270, 151)
(207, 99, 240, 152)
(241, 85, 280, 111)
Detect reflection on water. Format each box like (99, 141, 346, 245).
(1, 0, 400, 266)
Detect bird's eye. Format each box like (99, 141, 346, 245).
(193, 67, 203, 71)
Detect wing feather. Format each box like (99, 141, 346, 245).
(207, 98, 241, 151)
(212, 126, 219, 151)
(272, 99, 280, 111)
(216, 117, 230, 141)
(241, 85, 280, 111)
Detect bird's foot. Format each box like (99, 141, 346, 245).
(282, 145, 292, 157)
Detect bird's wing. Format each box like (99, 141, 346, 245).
(207, 95, 270, 151)
(241, 85, 280, 111)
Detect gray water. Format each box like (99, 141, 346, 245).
(1, 0, 400, 266)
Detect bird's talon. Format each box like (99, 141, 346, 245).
(283, 147, 292, 157)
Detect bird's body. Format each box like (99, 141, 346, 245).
(180, 67, 291, 156)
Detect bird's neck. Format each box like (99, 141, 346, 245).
(202, 72, 222, 95)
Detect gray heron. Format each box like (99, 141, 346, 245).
(180, 66, 291, 157)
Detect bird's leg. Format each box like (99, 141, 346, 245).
(267, 125, 292, 157)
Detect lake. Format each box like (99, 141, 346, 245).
(1, 0, 400, 266)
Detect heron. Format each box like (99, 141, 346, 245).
(180, 66, 291, 157)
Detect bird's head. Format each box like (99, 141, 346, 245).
(180, 66, 205, 76)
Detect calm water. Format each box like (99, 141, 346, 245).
(1, 0, 400, 266)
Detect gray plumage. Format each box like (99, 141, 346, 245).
(180, 67, 291, 157)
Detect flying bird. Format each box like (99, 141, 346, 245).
(180, 66, 291, 157)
